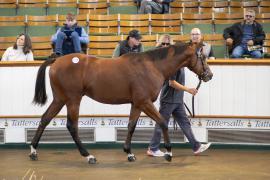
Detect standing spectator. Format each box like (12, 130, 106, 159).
(51, 12, 89, 57)
(138, 0, 174, 14)
(1, 33, 33, 61)
(190, 28, 215, 60)
(146, 34, 211, 157)
(112, 29, 144, 57)
(223, 9, 265, 58)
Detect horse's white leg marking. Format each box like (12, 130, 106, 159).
(165, 151, 173, 156)
(30, 145, 37, 154)
(86, 155, 95, 161)
(128, 153, 135, 158)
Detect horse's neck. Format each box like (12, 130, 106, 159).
(157, 54, 189, 79)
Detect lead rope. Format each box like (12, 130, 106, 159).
(185, 49, 204, 118)
(183, 79, 202, 118)
(192, 79, 202, 118)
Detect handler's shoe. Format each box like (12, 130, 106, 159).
(147, 148, 164, 157)
(194, 143, 211, 155)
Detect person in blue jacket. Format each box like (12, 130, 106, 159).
(51, 12, 89, 56)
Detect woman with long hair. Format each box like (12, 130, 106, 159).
(1, 33, 34, 61)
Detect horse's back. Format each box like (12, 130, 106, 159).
(84, 56, 136, 103)
(49, 53, 129, 83)
(48, 53, 132, 103)
(48, 53, 161, 104)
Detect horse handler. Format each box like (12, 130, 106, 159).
(147, 68, 211, 157)
(146, 32, 212, 157)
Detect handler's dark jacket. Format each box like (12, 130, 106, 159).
(119, 40, 143, 56)
(223, 20, 265, 50)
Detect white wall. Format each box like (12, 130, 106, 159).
(0, 64, 269, 116)
(184, 65, 270, 116)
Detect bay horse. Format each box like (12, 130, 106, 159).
(29, 42, 213, 164)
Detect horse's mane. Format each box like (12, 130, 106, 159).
(143, 41, 189, 61)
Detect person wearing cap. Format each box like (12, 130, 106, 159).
(51, 12, 89, 56)
(146, 34, 211, 157)
(138, 0, 174, 14)
(190, 28, 215, 60)
(112, 29, 144, 58)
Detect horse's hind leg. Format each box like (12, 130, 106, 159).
(66, 100, 96, 164)
(123, 104, 141, 162)
(30, 99, 64, 160)
(140, 101, 172, 162)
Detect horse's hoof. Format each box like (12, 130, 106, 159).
(87, 155, 97, 164)
(164, 153, 172, 162)
(29, 153, 38, 161)
(127, 154, 136, 162)
(88, 157, 97, 164)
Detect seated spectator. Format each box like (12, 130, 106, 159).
(138, 0, 174, 14)
(1, 33, 33, 61)
(190, 28, 215, 60)
(156, 34, 174, 48)
(51, 12, 89, 57)
(112, 29, 144, 57)
(223, 9, 265, 59)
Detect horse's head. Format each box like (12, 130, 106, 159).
(187, 43, 213, 82)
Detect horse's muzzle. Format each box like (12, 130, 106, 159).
(200, 70, 213, 82)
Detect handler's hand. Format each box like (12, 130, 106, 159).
(187, 88, 198, 96)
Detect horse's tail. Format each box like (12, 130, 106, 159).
(33, 58, 56, 105)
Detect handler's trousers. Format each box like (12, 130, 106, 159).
(149, 102, 201, 152)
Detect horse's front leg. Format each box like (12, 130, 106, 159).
(141, 101, 172, 162)
(124, 104, 141, 162)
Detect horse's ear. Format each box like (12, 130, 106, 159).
(185, 43, 196, 57)
(168, 46, 175, 56)
(189, 41, 204, 52)
(187, 40, 193, 47)
(188, 42, 198, 51)
(198, 41, 204, 48)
